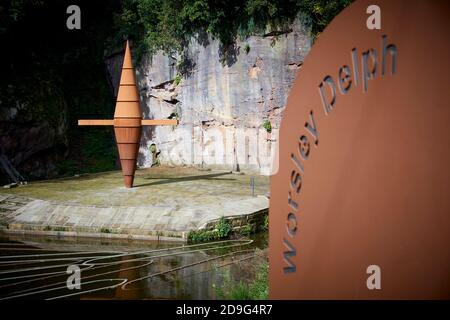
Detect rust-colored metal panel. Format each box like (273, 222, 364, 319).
(114, 127, 142, 144)
(269, 0, 450, 299)
(123, 175, 135, 189)
(117, 85, 140, 102)
(120, 159, 137, 177)
(78, 120, 114, 126)
(121, 158, 137, 188)
(113, 118, 142, 127)
(119, 69, 137, 85)
(117, 143, 140, 160)
(114, 102, 141, 118)
(114, 126, 141, 183)
(141, 119, 178, 126)
(122, 40, 133, 69)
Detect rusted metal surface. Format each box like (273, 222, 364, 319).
(269, 0, 450, 299)
(141, 119, 178, 126)
(78, 120, 114, 126)
(78, 41, 178, 188)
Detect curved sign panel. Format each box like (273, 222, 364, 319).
(269, 0, 450, 299)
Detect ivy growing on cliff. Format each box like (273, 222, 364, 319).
(111, 0, 353, 61)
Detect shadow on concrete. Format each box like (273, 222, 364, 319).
(135, 172, 235, 188)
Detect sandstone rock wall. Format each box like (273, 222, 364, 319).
(134, 18, 311, 175)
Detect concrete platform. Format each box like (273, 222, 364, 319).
(0, 167, 269, 242)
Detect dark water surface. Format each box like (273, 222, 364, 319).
(0, 233, 267, 300)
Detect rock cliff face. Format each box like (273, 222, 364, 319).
(0, 87, 68, 184)
(135, 18, 311, 175)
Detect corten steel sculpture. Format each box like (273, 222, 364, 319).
(78, 41, 177, 188)
(269, 0, 450, 299)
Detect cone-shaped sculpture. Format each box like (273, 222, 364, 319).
(114, 41, 141, 188)
(78, 40, 178, 188)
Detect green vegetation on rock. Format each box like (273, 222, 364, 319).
(174, 74, 182, 86)
(188, 216, 232, 243)
(262, 119, 272, 133)
(244, 43, 251, 54)
(263, 213, 269, 230)
(100, 227, 111, 234)
(240, 224, 253, 236)
(113, 0, 353, 61)
(215, 257, 268, 299)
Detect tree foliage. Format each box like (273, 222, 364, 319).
(112, 0, 352, 59)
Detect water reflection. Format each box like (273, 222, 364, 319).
(0, 233, 267, 300)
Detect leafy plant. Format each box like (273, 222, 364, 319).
(244, 43, 251, 54)
(215, 258, 268, 299)
(174, 74, 182, 86)
(262, 120, 272, 133)
(188, 216, 232, 243)
(217, 217, 232, 238)
(52, 226, 66, 232)
(188, 229, 217, 242)
(100, 227, 111, 233)
(240, 223, 255, 236)
(262, 213, 269, 231)
(149, 143, 161, 167)
(149, 143, 157, 153)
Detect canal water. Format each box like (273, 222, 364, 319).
(0, 233, 267, 300)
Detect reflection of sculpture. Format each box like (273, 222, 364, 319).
(78, 41, 177, 188)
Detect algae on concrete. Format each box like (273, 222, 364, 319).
(0, 167, 270, 241)
(0, 166, 269, 207)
